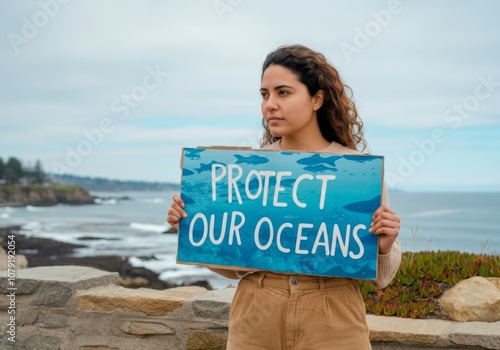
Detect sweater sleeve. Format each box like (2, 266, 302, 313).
(375, 174, 402, 288)
(375, 239, 402, 288)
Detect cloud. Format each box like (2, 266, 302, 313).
(1, 0, 499, 190)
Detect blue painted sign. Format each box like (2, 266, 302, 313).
(177, 147, 384, 280)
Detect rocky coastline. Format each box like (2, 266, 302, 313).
(0, 184, 95, 207)
(0, 225, 211, 290)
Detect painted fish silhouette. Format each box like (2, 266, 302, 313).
(280, 151, 298, 156)
(343, 195, 381, 214)
(184, 148, 205, 160)
(234, 154, 269, 165)
(180, 194, 195, 205)
(297, 154, 338, 167)
(342, 155, 377, 164)
(195, 161, 225, 173)
(182, 168, 195, 176)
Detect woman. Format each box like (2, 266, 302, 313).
(168, 44, 401, 349)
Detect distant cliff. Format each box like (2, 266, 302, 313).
(0, 184, 95, 207)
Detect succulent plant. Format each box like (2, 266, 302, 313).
(361, 251, 499, 319)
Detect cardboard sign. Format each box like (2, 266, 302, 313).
(177, 147, 383, 280)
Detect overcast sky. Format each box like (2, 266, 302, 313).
(1, 0, 499, 192)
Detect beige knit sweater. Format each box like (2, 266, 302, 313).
(209, 141, 402, 288)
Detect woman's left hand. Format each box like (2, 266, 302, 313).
(369, 205, 400, 254)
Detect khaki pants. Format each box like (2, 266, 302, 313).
(227, 271, 371, 350)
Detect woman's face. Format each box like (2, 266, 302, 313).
(260, 64, 322, 141)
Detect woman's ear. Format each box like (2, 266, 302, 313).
(312, 90, 325, 111)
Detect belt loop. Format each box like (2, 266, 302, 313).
(257, 272, 266, 288)
(319, 277, 325, 291)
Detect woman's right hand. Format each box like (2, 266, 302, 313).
(166, 194, 187, 231)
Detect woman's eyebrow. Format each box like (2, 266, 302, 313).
(274, 84, 295, 90)
(260, 84, 295, 91)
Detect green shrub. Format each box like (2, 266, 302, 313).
(1, 186, 15, 197)
(361, 251, 500, 319)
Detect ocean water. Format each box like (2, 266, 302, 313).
(0, 191, 498, 289)
(389, 192, 499, 255)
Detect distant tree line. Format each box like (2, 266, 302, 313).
(0, 157, 179, 190)
(0, 157, 45, 185)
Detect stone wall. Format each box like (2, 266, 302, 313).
(1, 266, 499, 350)
(0, 266, 231, 350)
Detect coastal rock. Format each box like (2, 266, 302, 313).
(118, 276, 150, 288)
(163, 226, 178, 234)
(54, 186, 95, 205)
(440, 276, 500, 322)
(0, 246, 28, 270)
(0, 185, 95, 207)
(1, 229, 183, 290)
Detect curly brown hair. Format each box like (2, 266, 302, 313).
(260, 44, 367, 152)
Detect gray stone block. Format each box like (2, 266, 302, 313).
(1, 334, 61, 350)
(443, 321, 500, 350)
(39, 312, 68, 329)
(191, 287, 235, 320)
(1, 266, 119, 307)
(14, 265, 118, 285)
(1, 278, 40, 295)
(25, 334, 61, 350)
(29, 282, 73, 306)
(17, 306, 39, 325)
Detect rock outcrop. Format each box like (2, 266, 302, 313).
(440, 276, 500, 322)
(0, 185, 95, 207)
